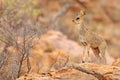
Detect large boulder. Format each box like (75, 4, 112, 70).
(39, 30, 114, 64)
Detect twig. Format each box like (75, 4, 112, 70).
(68, 64, 107, 80)
(75, 0, 87, 9)
(51, 4, 71, 23)
(49, 4, 72, 29)
(0, 43, 10, 69)
(17, 25, 27, 78)
(26, 50, 31, 73)
(102, 6, 115, 23)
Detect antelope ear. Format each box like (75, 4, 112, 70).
(80, 10, 86, 16)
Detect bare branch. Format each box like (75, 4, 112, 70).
(68, 64, 107, 80)
(17, 25, 27, 77)
(75, 0, 87, 9)
(49, 4, 72, 29)
(26, 51, 31, 73)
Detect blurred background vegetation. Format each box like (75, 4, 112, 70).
(0, 0, 120, 80)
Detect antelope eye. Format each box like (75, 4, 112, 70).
(76, 17, 80, 20)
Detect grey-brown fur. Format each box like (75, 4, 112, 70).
(72, 10, 107, 64)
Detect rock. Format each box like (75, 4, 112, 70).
(112, 58, 120, 67)
(16, 73, 53, 80)
(16, 63, 120, 80)
(39, 30, 114, 64)
(39, 30, 84, 63)
(0, 30, 114, 80)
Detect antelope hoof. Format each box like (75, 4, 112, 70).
(82, 60, 85, 63)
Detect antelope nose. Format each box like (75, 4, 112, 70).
(72, 19, 74, 22)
